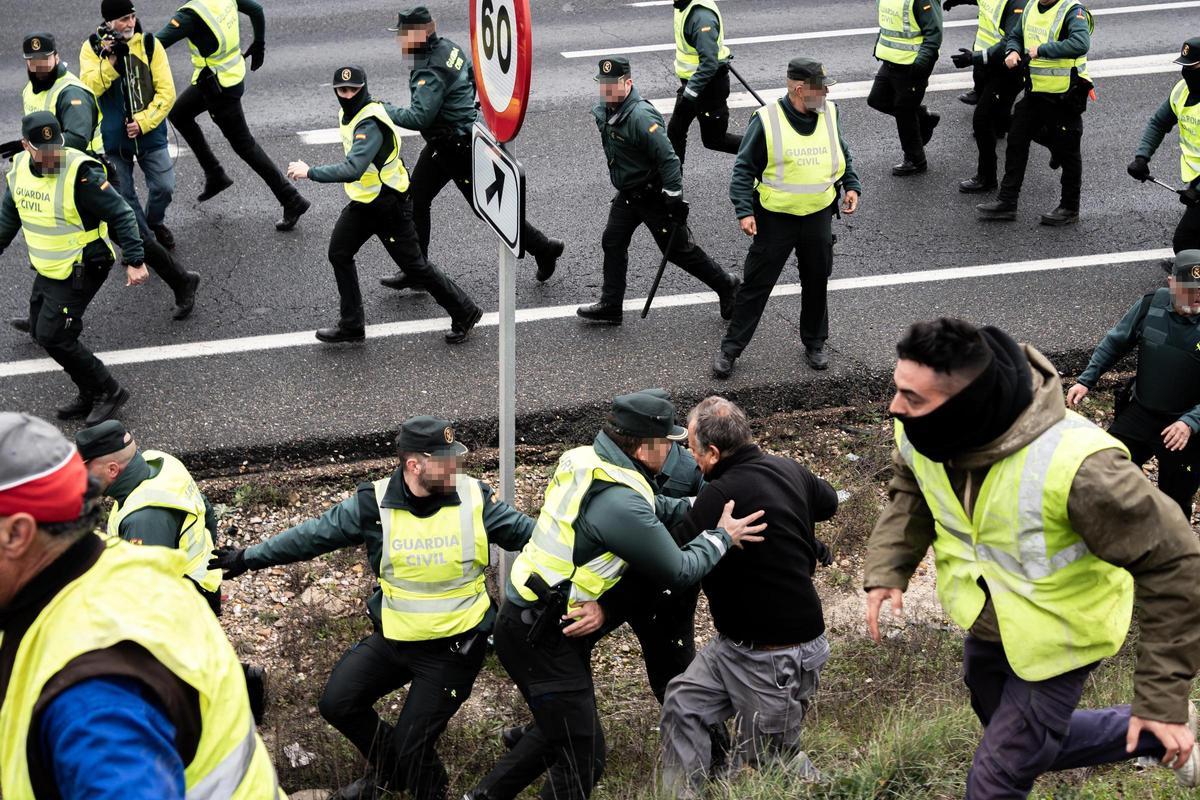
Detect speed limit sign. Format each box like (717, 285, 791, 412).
(470, 0, 532, 142)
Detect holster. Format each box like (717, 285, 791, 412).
(523, 573, 571, 647)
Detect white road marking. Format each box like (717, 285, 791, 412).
(647, 53, 1179, 114)
(297, 125, 421, 145)
(0, 248, 1171, 378)
(562, 1, 1200, 58)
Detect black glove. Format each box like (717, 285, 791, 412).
(0, 140, 22, 160)
(813, 539, 834, 568)
(111, 39, 129, 59)
(1183, 182, 1200, 208)
(209, 546, 249, 579)
(676, 89, 696, 111)
(663, 194, 689, 224)
(951, 48, 974, 69)
(1127, 156, 1151, 182)
(244, 41, 265, 72)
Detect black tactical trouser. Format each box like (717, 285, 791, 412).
(317, 629, 487, 800)
(27, 257, 116, 397)
(1175, 196, 1200, 254)
(143, 237, 191, 298)
(1109, 399, 1200, 522)
(327, 187, 480, 330)
(867, 61, 935, 165)
(666, 67, 743, 166)
(599, 187, 731, 307)
(169, 78, 300, 206)
(998, 90, 1085, 211)
(972, 69, 1023, 182)
(721, 202, 833, 359)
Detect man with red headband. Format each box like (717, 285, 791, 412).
(0, 412, 286, 799)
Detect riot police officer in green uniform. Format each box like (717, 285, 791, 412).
(380, 7, 564, 288)
(666, 0, 743, 166)
(1067, 250, 1200, 522)
(21, 33, 103, 155)
(578, 57, 740, 325)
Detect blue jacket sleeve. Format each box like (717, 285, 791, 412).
(38, 677, 186, 800)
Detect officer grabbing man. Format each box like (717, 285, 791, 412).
(945, 0, 1028, 194)
(210, 416, 535, 800)
(1, 113, 147, 425)
(714, 58, 861, 380)
(1067, 250, 1200, 523)
(21, 33, 103, 155)
(578, 57, 740, 326)
(156, 0, 311, 231)
(286, 66, 482, 345)
(666, 0, 743, 167)
(1128, 38, 1200, 255)
(381, 7, 564, 287)
(867, 0, 943, 176)
(977, 0, 1094, 225)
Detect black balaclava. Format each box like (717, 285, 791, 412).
(1184, 67, 1200, 96)
(337, 82, 372, 125)
(27, 62, 64, 94)
(895, 327, 1034, 464)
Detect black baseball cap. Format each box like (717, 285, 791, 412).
(22, 33, 56, 59)
(608, 391, 687, 440)
(788, 57, 836, 87)
(1174, 250, 1200, 288)
(387, 6, 433, 31)
(395, 416, 469, 456)
(595, 56, 632, 82)
(75, 420, 132, 461)
(1175, 38, 1200, 67)
(332, 65, 367, 88)
(22, 112, 63, 149)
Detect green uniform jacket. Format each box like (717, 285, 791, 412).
(1136, 87, 1199, 183)
(106, 451, 218, 548)
(244, 470, 535, 631)
(875, 0, 944, 73)
(156, 0, 265, 55)
(504, 431, 731, 606)
(384, 34, 478, 140)
(1003, 0, 1091, 83)
(962, 0, 1029, 68)
(1077, 288, 1200, 431)
(729, 98, 863, 220)
(593, 87, 682, 194)
(0, 156, 144, 266)
(678, 5, 726, 99)
(27, 65, 100, 153)
(864, 344, 1200, 723)
(308, 115, 390, 185)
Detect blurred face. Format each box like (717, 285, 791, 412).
(687, 422, 720, 476)
(1169, 277, 1200, 316)
(791, 79, 828, 112)
(336, 85, 362, 100)
(24, 141, 63, 172)
(599, 77, 632, 104)
(634, 437, 673, 474)
(26, 53, 59, 76)
(110, 13, 137, 37)
(397, 24, 430, 54)
(407, 454, 461, 495)
(889, 359, 958, 418)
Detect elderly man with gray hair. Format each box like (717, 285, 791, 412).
(657, 396, 838, 796)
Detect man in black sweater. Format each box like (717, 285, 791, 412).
(658, 396, 838, 797)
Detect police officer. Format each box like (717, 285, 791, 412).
(579, 57, 740, 325)
(381, 7, 564, 286)
(867, 0, 943, 176)
(156, 0, 311, 231)
(945, 0, 1028, 193)
(21, 33, 103, 155)
(468, 391, 765, 800)
(209, 416, 535, 800)
(286, 66, 483, 345)
(1128, 38, 1200, 255)
(715, 58, 861, 380)
(0, 413, 285, 800)
(666, 0, 743, 166)
(942, 0, 985, 104)
(0, 113, 147, 425)
(977, 0, 1093, 225)
(1067, 251, 1200, 522)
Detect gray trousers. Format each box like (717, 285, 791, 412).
(658, 633, 829, 797)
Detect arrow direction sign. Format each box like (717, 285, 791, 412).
(486, 163, 506, 207)
(471, 122, 525, 256)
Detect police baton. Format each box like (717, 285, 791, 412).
(727, 62, 766, 108)
(1147, 175, 1184, 195)
(642, 220, 684, 318)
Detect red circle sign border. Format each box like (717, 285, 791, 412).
(470, 0, 532, 143)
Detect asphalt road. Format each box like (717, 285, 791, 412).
(0, 0, 1192, 467)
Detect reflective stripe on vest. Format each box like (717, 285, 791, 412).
(1025, 0, 1091, 95)
(875, 0, 923, 65)
(1170, 79, 1200, 183)
(21, 72, 104, 154)
(894, 412, 1134, 681)
(673, 0, 731, 79)
(341, 102, 411, 202)
(509, 446, 656, 605)
(106, 450, 221, 593)
(0, 540, 286, 799)
(183, 0, 247, 88)
(974, 0, 1006, 50)
(376, 473, 490, 641)
(755, 100, 845, 216)
(5, 149, 111, 280)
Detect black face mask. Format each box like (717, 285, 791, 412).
(894, 327, 1034, 463)
(337, 84, 371, 123)
(27, 63, 62, 93)
(1184, 68, 1200, 94)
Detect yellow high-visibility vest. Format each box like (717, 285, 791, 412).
(340, 102, 411, 202)
(895, 412, 1134, 681)
(974, 0, 1007, 50)
(1024, 0, 1092, 95)
(182, 0, 247, 88)
(875, 0, 924, 66)
(1169, 79, 1200, 183)
(21, 70, 104, 154)
(673, 0, 731, 79)
(755, 100, 846, 217)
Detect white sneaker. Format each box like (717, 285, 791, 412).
(1175, 702, 1200, 788)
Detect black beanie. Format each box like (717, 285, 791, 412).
(101, 0, 135, 21)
